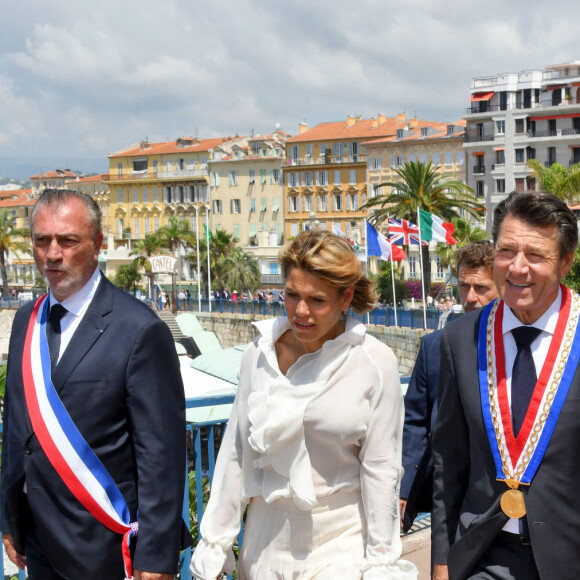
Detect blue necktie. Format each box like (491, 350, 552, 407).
(511, 326, 542, 437)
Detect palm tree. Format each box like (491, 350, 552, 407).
(435, 217, 488, 275)
(363, 160, 483, 299)
(130, 232, 164, 298)
(113, 264, 142, 294)
(222, 247, 260, 294)
(158, 217, 192, 313)
(526, 160, 580, 201)
(0, 210, 31, 297)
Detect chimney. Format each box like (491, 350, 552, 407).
(357, 115, 363, 121)
(408, 117, 419, 129)
(371, 117, 378, 129)
(299, 122, 308, 134)
(377, 113, 387, 125)
(396, 113, 406, 123)
(347, 115, 356, 127)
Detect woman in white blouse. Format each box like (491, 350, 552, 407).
(190, 230, 417, 579)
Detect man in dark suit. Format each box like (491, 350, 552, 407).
(400, 241, 498, 531)
(1, 189, 188, 579)
(432, 191, 578, 580)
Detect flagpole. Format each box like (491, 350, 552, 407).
(416, 207, 427, 330)
(389, 244, 398, 328)
(205, 206, 212, 313)
(364, 220, 370, 326)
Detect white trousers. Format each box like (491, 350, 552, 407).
(238, 490, 366, 580)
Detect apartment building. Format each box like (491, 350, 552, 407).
(363, 116, 468, 283)
(463, 61, 580, 229)
(30, 169, 76, 195)
(66, 173, 111, 235)
(283, 115, 400, 241)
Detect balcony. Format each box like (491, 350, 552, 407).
(473, 165, 486, 175)
(157, 168, 208, 179)
(528, 130, 558, 138)
(286, 154, 366, 167)
(108, 168, 208, 182)
(261, 274, 284, 285)
(465, 133, 495, 143)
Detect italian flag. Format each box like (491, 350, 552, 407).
(418, 210, 457, 244)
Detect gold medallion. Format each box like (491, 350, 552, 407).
(500, 488, 526, 518)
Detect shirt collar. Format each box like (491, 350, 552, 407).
(503, 286, 561, 336)
(50, 267, 102, 317)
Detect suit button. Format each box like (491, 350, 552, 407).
(25, 444, 32, 455)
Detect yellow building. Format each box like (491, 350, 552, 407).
(30, 169, 76, 195)
(283, 115, 400, 241)
(66, 173, 112, 235)
(362, 117, 469, 284)
(106, 136, 228, 246)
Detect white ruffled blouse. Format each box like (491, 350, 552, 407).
(190, 316, 415, 579)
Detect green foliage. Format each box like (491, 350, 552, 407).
(374, 263, 409, 305)
(527, 160, 580, 201)
(563, 246, 580, 292)
(222, 247, 261, 293)
(113, 264, 142, 293)
(0, 209, 31, 297)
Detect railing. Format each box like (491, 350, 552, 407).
(464, 133, 495, 143)
(171, 298, 463, 329)
(157, 169, 209, 179)
(473, 165, 486, 174)
(287, 154, 366, 166)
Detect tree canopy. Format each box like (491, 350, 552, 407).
(526, 160, 580, 201)
(0, 210, 30, 297)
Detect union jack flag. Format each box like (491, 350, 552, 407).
(387, 217, 427, 245)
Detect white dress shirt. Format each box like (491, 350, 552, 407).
(50, 267, 102, 364)
(190, 316, 411, 579)
(501, 288, 561, 533)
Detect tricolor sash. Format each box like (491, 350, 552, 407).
(22, 295, 138, 579)
(478, 285, 580, 487)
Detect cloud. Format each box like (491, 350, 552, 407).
(0, 0, 579, 161)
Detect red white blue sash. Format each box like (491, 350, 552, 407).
(22, 295, 137, 579)
(478, 286, 580, 485)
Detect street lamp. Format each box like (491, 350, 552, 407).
(193, 204, 202, 311)
(308, 211, 320, 230)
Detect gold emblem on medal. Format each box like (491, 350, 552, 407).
(500, 488, 526, 518)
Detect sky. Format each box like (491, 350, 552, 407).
(1, 0, 579, 171)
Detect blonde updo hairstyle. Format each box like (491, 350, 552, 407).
(278, 229, 378, 314)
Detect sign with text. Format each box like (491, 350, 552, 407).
(148, 255, 177, 274)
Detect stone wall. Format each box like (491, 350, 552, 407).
(196, 312, 431, 375)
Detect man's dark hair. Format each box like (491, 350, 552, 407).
(456, 240, 495, 274)
(492, 191, 578, 257)
(31, 188, 102, 238)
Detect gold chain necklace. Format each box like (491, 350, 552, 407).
(485, 293, 580, 516)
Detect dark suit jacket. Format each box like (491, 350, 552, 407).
(1, 275, 189, 579)
(401, 330, 440, 532)
(432, 307, 580, 580)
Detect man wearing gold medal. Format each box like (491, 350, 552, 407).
(432, 191, 579, 580)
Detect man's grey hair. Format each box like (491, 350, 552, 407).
(31, 188, 102, 238)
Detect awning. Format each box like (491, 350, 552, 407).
(470, 92, 495, 102)
(545, 84, 564, 90)
(472, 152, 485, 156)
(493, 147, 505, 152)
(530, 115, 562, 121)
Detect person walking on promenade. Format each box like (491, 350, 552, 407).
(432, 191, 580, 579)
(190, 229, 417, 579)
(1, 189, 189, 579)
(400, 241, 498, 531)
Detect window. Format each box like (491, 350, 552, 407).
(288, 172, 300, 188)
(397, 129, 404, 139)
(408, 154, 415, 163)
(303, 195, 313, 212)
(302, 171, 314, 187)
(250, 223, 257, 238)
(420, 153, 427, 163)
(153, 160, 158, 173)
(432, 153, 440, 165)
(333, 194, 343, 211)
(229, 171, 238, 186)
(154, 217, 159, 231)
(334, 170, 341, 185)
(372, 157, 382, 170)
(347, 193, 359, 210)
(273, 198, 280, 212)
(166, 160, 172, 172)
(134, 218, 139, 236)
(250, 198, 256, 212)
(291, 223, 298, 237)
(527, 147, 536, 161)
(476, 181, 484, 198)
(515, 149, 525, 163)
(496, 179, 506, 193)
(261, 198, 267, 211)
(231, 199, 241, 213)
(249, 169, 255, 184)
(496, 120, 505, 135)
(153, 188, 159, 203)
(261, 169, 267, 184)
(271, 169, 281, 184)
(548, 147, 557, 165)
(515, 119, 525, 134)
(132, 159, 147, 172)
(144, 218, 150, 234)
(349, 169, 356, 184)
(421, 128, 428, 138)
(143, 188, 149, 203)
(318, 195, 328, 211)
(457, 151, 465, 166)
(117, 189, 123, 204)
(290, 145, 299, 161)
(233, 224, 240, 240)
(333, 143, 345, 161)
(447, 125, 455, 136)
(133, 188, 138, 204)
(117, 162, 123, 176)
(445, 152, 453, 166)
(288, 196, 299, 212)
(495, 150, 505, 164)
(318, 171, 328, 186)
(436, 256, 443, 279)
(409, 256, 416, 278)
(305, 144, 313, 158)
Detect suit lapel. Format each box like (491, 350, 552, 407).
(51, 275, 113, 393)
